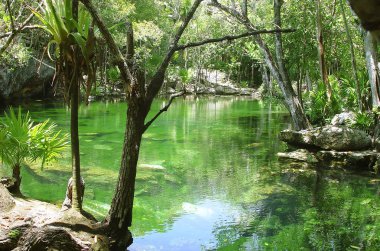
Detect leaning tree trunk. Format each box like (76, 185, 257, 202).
(340, 0, 362, 110)
(107, 96, 148, 251)
(365, 31, 380, 107)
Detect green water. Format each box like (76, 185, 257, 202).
(1, 96, 380, 250)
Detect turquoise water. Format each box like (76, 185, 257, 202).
(1, 96, 380, 250)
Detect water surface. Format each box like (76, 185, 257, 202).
(1, 96, 379, 250)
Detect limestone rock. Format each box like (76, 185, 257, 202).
(277, 149, 318, 163)
(0, 184, 15, 213)
(278, 129, 315, 147)
(331, 112, 356, 126)
(279, 126, 371, 151)
(314, 126, 371, 151)
(316, 150, 378, 170)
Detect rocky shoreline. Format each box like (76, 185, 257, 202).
(277, 113, 380, 171)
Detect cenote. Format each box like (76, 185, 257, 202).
(1, 96, 380, 250)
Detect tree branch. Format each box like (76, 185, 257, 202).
(175, 28, 295, 51)
(6, 0, 15, 31)
(0, 25, 40, 39)
(146, 0, 204, 101)
(0, 9, 38, 57)
(143, 91, 185, 132)
(80, 0, 135, 94)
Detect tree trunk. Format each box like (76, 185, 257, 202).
(69, 0, 83, 212)
(340, 0, 362, 110)
(365, 31, 380, 107)
(107, 97, 147, 250)
(10, 163, 21, 194)
(255, 35, 310, 130)
(273, 0, 290, 85)
(316, 0, 332, 101)
(70, 75, 82, 211)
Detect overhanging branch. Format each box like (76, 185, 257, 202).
(175, 28, 296, 51)
(143, 91, 185, 132)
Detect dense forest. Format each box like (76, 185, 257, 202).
(1, 0, 380, 250)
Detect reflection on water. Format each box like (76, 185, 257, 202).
(1, 96, 380, 250)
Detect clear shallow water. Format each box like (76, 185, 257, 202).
(1, 96, 380, 250)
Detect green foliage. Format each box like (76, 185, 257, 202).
(0, 107, 69, 170)
(8, 229, 21, 239)
(352, 112, 374, 131)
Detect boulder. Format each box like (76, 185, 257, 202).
(314, 126, 371, 151)
(278, 129, 315, 148)
(279, 126, 372, 151)
(0, 184, 15, 213)
(331, 112, 356, 126)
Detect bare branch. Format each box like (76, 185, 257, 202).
(0, 9, 37, 57)
(6, 0, 15, 31)
(0, 25, 39, 39)
(80, 0, 135, 94)
(143, 91, 185, 132)
(146, 0, 204, 101)
(175, 28, 296, 51)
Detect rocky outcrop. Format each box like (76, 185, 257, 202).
(278, 124, 376, 170)
(278, 149, 378, 170)
(279, 126, 372, 151)
(331, 112, 356, 126)
(0, 57, 54, 101)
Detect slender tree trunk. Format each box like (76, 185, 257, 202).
(316, 0, 332, 101)
(107, 97, 147, 250)
(273, 0, 290, 85)
(340, 0, 362, 110)
(365, 31, 380, 107)
(70, 75, 82, 211)
(10, 163, 21, 194)
(70, 0, 82, 211)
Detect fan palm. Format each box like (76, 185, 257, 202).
(0, 107, 69, 194)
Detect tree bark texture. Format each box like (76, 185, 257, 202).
(364, 31, 380, 107)
(316, 0, 332, 101)
(107, 98, 148, 250)
(340, 0, 362, 110)
(10, 164, 21, 194)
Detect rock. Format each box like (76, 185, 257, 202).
(314, 126, 371, 151)
(279, 129, 315, 148)
(278, 149, 379, 170)
(331, 112, 356, 126)
(215, 85, 240, 95)
(0, 184, 15, 213)
(0, 57, 54, 100)
(277, 149, 318, 163)
(279, 126, 372, 151)
(316, 150, 378, 170)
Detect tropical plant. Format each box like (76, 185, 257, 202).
(31, 0, 96, 210)
(0, 107, 68, 194)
